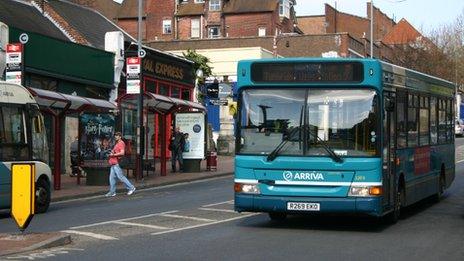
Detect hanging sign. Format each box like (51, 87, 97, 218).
(5, 43, 23, 85)
(126, 57, 141, 94)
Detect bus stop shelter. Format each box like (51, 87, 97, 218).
(28, 87, 116, 190)
(118, 92, 206, 177)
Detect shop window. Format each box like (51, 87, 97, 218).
(145, 79, 156, 93)
(182, 89, 191, 101)
(171, 87, 180, 98)
(159, 84, 169, 96)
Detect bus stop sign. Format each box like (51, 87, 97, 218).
(11, 163, 35, 231)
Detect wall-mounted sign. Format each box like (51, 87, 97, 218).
(5, 43, 22, 85)
(126, 57, 141, 94)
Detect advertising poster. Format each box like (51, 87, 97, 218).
(79, 113, 115, 168)
(175, 112, 205, 159)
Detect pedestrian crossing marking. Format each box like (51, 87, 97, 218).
(158, 213, 217, 222)
(62, 230, 118, 240)
(112, 221, 171, 230)
(199, 207, 236, 213)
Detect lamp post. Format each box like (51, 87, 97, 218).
(194, 69, 203, 104)
(370, 0, 374, 58)
(136, 0, 144, 179)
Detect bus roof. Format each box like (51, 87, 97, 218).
(0, 81, 36, 105)
(237, 58, 455, 97)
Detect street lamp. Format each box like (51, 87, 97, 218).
(194, 68, 203, 104)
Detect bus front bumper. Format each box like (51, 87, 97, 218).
(235, 194, 383, 217)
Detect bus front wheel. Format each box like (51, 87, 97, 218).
(268, 212, 287, 221)
(35, 178, 51, 213)
(385, 185, 404, 224)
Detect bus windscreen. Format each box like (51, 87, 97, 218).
(251, 62, 364, 83)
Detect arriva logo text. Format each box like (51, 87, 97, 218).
(283, 171, 324, 181)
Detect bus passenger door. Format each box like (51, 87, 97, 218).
(383, 92, 396, 208)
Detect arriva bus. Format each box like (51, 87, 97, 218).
(234, 58, 455, 223)
(0, 82, 51, 213)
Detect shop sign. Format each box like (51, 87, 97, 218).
(126, 57, 141, 94)
(5, 43, 22, 85)
(79, 113, 116, 168)
(175, 112, 206, 159)
(209, 98, 228, 106)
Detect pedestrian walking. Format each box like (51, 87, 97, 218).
(169, 127, 185, 172)
(105, 132, 136, 197)
(70, 136, 79, 177)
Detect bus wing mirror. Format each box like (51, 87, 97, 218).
(27, 104, 41, 117)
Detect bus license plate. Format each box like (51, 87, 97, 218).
(287, 202, 320, 211)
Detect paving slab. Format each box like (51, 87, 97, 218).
(0, 232, 71, 257)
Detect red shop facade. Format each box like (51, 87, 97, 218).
(118, 46, 202, 176)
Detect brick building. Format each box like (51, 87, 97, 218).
(76, 0, 299, 41)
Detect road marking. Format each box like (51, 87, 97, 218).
(456, 159, 464, 164)
(151, 213, 259, 236)
(158, 213, 217, 222)
(112, 221, 171, 230)
(202, 200, 234, 207)
(61, 230, 117, 240)
(69, 210, 178, 229)
(199, 207, 236, 213)
(52, 175, 232, 205)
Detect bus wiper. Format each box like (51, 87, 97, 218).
(307, 129, 344, 163)
(266, 127, 300, 162)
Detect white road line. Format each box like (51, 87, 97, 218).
(202, 200, 234, 207)
(456, 159, 464, 164)
(69, 210, 178, 229)
(112, 221, 171, 230)
(61, 230, 118, 240)
(52, 175, 232, 205)
(199, 207, 236, 213)
(151, 213, 259, 236)
(158, 213, 217, 222)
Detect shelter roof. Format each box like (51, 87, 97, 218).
(28, 87, 116, 112)
(119, 92, 206, 114)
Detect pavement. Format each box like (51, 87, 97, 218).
(0, 155, 234, 257)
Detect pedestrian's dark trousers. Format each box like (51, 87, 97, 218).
(171, 149, 183, 171)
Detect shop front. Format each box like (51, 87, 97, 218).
(119, 46, 204, 176)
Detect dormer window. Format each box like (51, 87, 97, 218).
(279, 0, 291, 18)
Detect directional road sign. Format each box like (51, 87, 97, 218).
(11, 163, 35, 231)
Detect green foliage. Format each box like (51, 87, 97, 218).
(182, 49, 213, 83)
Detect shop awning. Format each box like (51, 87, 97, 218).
(28, 87, 116, 112)
(119, 92, 206, 114)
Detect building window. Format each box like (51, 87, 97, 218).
(208, 26, 220, 38)
(179, 0, 188, 3)
(279, 0, 291, 18)
(163, 19, 172, 34)
(258, 27, 266, 37)
(209, 0, 220, 11)
(191, 19, 200, 38)
(194, 0, 205, 3)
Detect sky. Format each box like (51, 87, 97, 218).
(294, 0, 464, 34)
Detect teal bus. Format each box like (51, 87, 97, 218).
(234, 58, 455, 222)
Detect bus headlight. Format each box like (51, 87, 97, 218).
(234, 183, 260, 194)
(348, 185, 382, 197)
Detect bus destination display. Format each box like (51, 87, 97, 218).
(251, 62, 364, 83)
